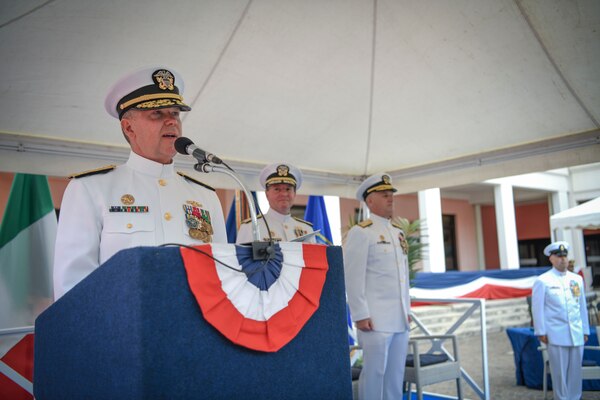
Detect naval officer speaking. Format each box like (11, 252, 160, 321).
(53, 66, 227, 299)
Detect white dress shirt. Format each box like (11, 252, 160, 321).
(53, 151, 227, 299)
(236, 208, 315, 244)
(343, 214, 410, 333)
(532, 267, 589, 346)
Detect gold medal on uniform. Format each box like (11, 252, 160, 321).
(121, 194, 135, 205)
(294, 226, 307, 238)
(109, 194, 148, 213)
(182, 203, 213, 243)
(377, 234, 391, 245)
(398, 232, 409, 255)
(570, 281, 581, 298)
(264, 231, 281, 242)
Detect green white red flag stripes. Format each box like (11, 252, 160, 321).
(0, 174, 56, 330)
(0, 174, 57, 399)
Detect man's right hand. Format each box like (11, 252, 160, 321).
(356, 318, 374, 331)
(538, 335, 548, 344)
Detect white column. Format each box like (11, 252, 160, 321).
(418, 188, 445, 272)
(474, 205, 486, 270)
(550, 192, 587, 286)
(493, 184, 520, 269)
(550, 192, 570, 242)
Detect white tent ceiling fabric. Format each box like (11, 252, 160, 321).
(0, 0, 599, 196)
(550, 196, 600, 230)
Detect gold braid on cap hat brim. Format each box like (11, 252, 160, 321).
(119, 93, 186, 110)
(366, 184, 395, 195)
(266, 177, 297, 186)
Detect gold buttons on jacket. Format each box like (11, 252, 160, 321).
(126, 223, 133, 229)
(164, 212, 172, 221)
(159, 179, 167, 186)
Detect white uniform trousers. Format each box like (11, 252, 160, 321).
(547, 344, 583, 400)
(357, 330, 409, 400)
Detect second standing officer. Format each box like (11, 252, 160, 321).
(236, 162, 315, 243)
(344, 173, 411, 400)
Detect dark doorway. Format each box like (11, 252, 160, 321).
(443, 215, 458, 270)
(518, 238, 551, 267)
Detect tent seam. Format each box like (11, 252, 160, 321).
(183, 0, 255, 122)
(363, 0, 378, 176)
(514, 0, 599, 128)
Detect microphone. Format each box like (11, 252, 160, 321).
(174, 137, 223, 164)
(175, 141, 265, 257)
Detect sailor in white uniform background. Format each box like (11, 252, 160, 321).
(53, 66, 227, 299)
(236, 163, 315, 244)
(532, 241, 589, 400)
(343, 173, 411, 400)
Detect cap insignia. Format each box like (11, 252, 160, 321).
(277, 165, 289, 177)
(382, 175, 391, 185)
(121, 194, 135, 205)
(153, 69, 175, 91)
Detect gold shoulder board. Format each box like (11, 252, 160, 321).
(177, 172, 215, 191)
(358, 219, 373, 228)
(292, 216, 313, 226)
(391, 221, 403, 230)
(69, 165, 116, 179)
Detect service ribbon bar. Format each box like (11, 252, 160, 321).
(109, 206, 149, 213)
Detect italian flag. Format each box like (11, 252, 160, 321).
(0, 174, 57, 399)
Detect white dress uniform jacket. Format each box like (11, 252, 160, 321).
(532, 268, 590, 346)
(54, 151, 227, 299)
(236, 209, 315, 244)
(343, 214, 410, 332)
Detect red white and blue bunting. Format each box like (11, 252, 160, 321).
(180, 243, 328, 352)
(409, 267, 551, 302)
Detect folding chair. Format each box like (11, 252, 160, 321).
(404, 334, 463, 400)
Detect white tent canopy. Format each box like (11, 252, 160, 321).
(550, 197, 600, 230)
(1, 0, 599, 197)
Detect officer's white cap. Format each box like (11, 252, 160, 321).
(105, 66, 191, 119)
(543, 241, 570, 257)
(259, 163, 303, 189)
(356, 173, 397, 201)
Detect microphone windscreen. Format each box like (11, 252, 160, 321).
(174, 137, 194, 155)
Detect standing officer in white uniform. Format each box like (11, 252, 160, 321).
(236, 163, 315, 243)
(532, 241, 589, 400)
(343, 173, 411, 400)
(53, 66, 227, 299)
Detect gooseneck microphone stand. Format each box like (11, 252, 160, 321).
(194, 162, 273, 261)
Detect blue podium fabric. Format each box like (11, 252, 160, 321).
(506, 327, 600, 390)
(34, 245, 352, 399)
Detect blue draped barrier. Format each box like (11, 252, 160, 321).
(506, 327, 600, 391)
